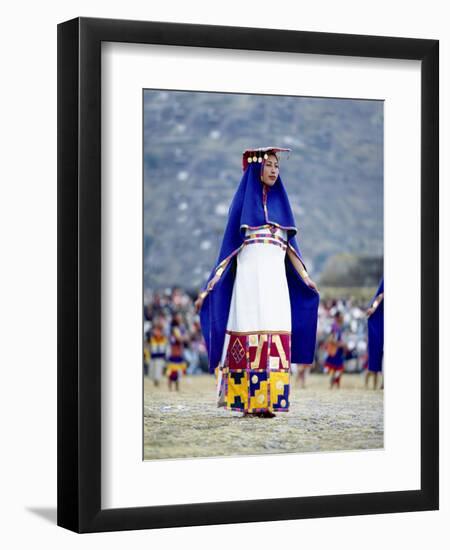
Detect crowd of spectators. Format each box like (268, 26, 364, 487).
(144, 287, 209, 374)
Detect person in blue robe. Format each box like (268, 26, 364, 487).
(195, 147, 320, 416)
(366, 278, 384, 389)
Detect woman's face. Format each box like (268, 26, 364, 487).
(260, 154, 279, 186)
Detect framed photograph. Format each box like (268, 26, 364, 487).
(57, 17, 439, 532)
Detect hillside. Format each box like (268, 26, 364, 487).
(143, 90, 383, 291)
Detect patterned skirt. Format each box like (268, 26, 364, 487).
(218, 330, 291, 413)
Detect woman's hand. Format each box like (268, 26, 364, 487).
(366, 306, 375, 317)
(286, 248, 318, 292)
(367, 293, 383, 317)
(194, 295, 205, 313)
(304, 276, 319, 292)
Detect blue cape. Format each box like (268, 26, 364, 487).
(368, 278, 384, 373)
(199, 162, 320, 373)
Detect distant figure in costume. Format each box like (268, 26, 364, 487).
(143, 335, 151, 377)
(366, 279, 384, 390)
(195, 147, 319, 417)
(166, 316, 188, 391)
(325, 312, 346, 389)
(149, 323, 168, 387)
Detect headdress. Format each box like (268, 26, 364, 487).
(242, 146, 291, 172)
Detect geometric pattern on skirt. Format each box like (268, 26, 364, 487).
(222, 331, 291, 413)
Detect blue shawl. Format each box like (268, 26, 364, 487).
(368, 278, 384, 373)
(199, 162, 319, 373)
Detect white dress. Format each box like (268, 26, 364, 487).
(226, 226, 290, 331)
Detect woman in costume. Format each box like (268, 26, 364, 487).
(366, 278, 384, 389)
(324, 312, 346, 389)
(148, 322, 168, 387)
(195, 147, 319, 417)
(166, 314, 189, 391)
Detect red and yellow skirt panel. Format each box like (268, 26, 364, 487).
(220, 331, 291, 413)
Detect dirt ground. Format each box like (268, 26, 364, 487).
(144, 373, 383, 460)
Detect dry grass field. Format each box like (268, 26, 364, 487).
(144, 373, 383, 460)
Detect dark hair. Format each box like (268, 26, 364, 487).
(266, 151, 279, 162)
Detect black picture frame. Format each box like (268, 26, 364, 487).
(57, 16, 439, 533)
